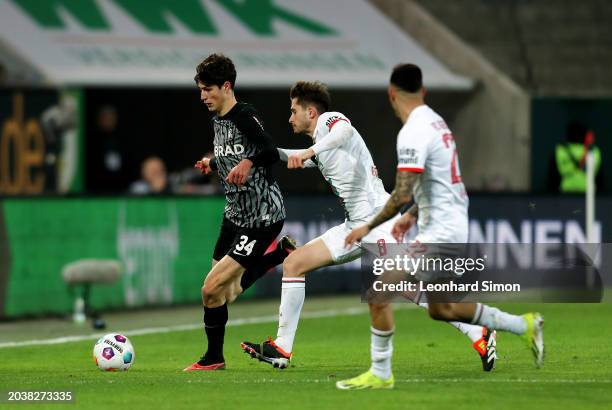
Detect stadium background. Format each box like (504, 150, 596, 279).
(1, 1, 611, 409)
(0, 0, 610, 318)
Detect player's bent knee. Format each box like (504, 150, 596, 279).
(202, 292, 225, 308)
(202, 283, 223, 306)
(368, 303, 391, 314)
(282, 254, 307, 277)
(225, 281, 242, 304)
(204, 298, 226, 308)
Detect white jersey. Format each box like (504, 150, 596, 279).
(280, 111, 399, 263)
(313, 112, 389, 226)
(280, 112, 389, 227)
(396, 105, 469, 242)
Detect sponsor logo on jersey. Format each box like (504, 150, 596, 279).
(431, 120, 449, 131)
(398, 148, 419, 164)
(215, 144, 245, 156)
(399, 157, 419, 165)
(325, 115, 347, 130)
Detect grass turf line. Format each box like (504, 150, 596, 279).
(0, 303, 611, 410)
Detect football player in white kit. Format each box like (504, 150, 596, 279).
(241, 81, 496, 372)
(340, 64, 544, 390)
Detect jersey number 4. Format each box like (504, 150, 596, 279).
(443, 133, 462, 184)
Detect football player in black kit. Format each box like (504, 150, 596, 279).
(184, 53, 295, 371)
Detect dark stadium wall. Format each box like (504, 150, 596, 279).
(370, 0, 532, 192)
(83, 87, 470, 194)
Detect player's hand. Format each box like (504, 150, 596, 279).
(226, 159, 253, 186)
(194, 157, 212, 174)
(288, 148, 315, 169)
(391, 213, 416, 243)
(345, 225, 370, 248)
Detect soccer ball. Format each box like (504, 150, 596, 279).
(93, 333, 135, 371)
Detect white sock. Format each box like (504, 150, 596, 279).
(418, 302, 483, 343)
(370, 327, 394, 380)
(472, 303, 527, 335)
(449, 321, 485, 342)
(274, 277, 305, 353)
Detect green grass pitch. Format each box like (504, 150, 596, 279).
(1, 302, 611, 410)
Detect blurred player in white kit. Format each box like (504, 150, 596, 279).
(339, 64, 544, 390)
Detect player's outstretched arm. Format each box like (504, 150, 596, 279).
(309, 120, 352, 155)
(278, 148, 317, 168)
(391, 205, 418, 243)
(345, 171, 419, 247)
(287, 148, 315, 169)
(367, 171, 418, 229)
(238, 109, 280, 168)
(283, 120, 351, 169)
(195, 156, 217, 174)
(226, 159, 253, 185)
(227, 108, 280, 185)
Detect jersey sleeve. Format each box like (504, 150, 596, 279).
(311, 119, 352, 155)
(234, 106, 279, 167)
(277, 148, 317, 168)
(396, 128, 429, 173)
(314, 112, 351, 142)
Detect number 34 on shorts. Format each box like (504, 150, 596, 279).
(233, 235, 257, 256)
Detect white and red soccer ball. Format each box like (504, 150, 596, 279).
(93, 333, 135, 371)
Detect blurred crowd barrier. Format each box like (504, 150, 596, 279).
(2, 89, 612, 197)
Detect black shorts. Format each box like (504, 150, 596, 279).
(213, 218, 284, 270)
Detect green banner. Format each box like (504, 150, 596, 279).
(0, 197, 226, 318)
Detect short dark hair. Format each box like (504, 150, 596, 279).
(289, 81, 331, 114)
(390, 64, 423, 93)
(194, 53, 237, 88)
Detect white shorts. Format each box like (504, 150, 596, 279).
(415, 208, 468, 243)
(318, 216, 400, 264)
(413, 229, 468, 244)
(411, 230, 468, 282)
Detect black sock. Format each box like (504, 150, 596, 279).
(240, 246, 288, 291)
(201, 303, 228, 362)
